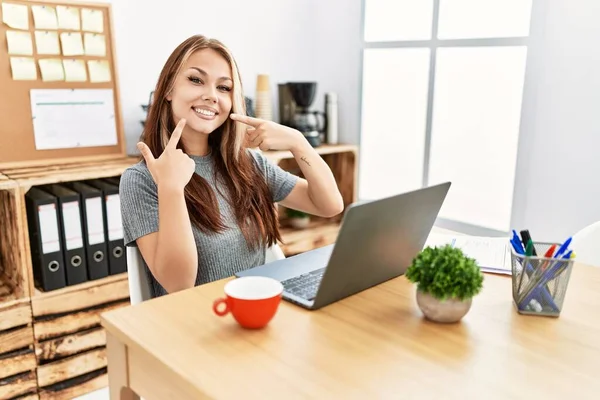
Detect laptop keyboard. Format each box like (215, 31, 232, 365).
(281, 268, 326, 300)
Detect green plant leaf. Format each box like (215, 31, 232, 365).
(405, 244, 484, 301)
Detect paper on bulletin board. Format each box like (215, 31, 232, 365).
(32, 5, 58, 30)
(87, 60, 111, 82)
(10, 57, 37, 80)
(30, 89, 118, 150)
(6, 30, 33, 55)
(34, 31, 61, 55)
(60, 32, 84, 56)
(38, 59, 65, 81)
(81, 8, 104, 33)
(83, 33, 106, 56)
(56, 5, 81, 30)
(62, 59, 87, 81)
(2, 2, 29, 30)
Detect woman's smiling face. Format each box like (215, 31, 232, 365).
(167, 48, 233, 135)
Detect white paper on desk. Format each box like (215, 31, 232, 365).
(6, 30, 33, 55)
(83, 33, 106, 56)
(60, 32, 84, 56)
(10, 57, 37, 80)
(62, 59, 87, 82)
(2, 2, 29, 30)
(424, 233, 512, 275)
(81, 8, 104, 33)
(56, 5, 80, 30)
(453, 236, 512, 275)
(32, 5, 58, 30)
(38, 59, 65, 82)
(34, 31, 60, 55)
(30, 89, 118, 150)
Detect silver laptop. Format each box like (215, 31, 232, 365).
(236, 182, 451, 310)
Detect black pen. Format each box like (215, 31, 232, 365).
(519, 229, 537, 256)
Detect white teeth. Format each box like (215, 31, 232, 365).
(194, 108, 215, 117)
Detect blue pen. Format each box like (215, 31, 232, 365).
(553, 237, 572, 258)
(511, 230, 525, 254)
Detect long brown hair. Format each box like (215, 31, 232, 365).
(141, 35, 281, 250)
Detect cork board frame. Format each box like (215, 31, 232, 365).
(0, 0, 126, 169)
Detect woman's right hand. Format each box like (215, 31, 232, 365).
(137, 118, 195, 192)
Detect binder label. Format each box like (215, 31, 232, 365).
(62, 201, 83, 250)
(38, 204, 60, 254)
(85, 197, 104, 245)
(105, 194, 123, 240)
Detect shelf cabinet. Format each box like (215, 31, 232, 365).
(0, 144, 358, 399)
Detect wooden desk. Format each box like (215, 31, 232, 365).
(101, 264, 600, 400)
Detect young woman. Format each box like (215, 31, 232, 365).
(120, 35, 343, 298)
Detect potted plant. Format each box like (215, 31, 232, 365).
(285, 208, 311, 229)
(405, 244, 484, 323)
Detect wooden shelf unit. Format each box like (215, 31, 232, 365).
(0, 144, 358, 398)
(0, 156, 136, 400)
(263, 144, 358, 256)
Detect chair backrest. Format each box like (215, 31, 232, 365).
(126, 246, 152, 305)
(126, 243, 286, 305)
(571, 221, 600, 268)
(265, 243, 286, 263)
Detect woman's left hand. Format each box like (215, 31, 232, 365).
(230, 113, 305, 152)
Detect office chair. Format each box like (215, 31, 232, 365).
(571, 220, 600, 268)
(126, 244, 287, 305)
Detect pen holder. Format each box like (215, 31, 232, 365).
(510, 242, 575, 317)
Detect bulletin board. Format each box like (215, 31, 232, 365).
(0, 0, 126, 169)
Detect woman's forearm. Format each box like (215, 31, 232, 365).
(291, 140, 344, 217)
(153, 186, 198, 293)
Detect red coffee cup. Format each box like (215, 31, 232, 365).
(213, 276, 283, 329)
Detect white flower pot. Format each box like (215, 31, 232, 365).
(289, 216, 310, 229)
(416, 290, 472, 323)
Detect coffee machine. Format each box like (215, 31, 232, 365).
(278, 82, 324, 147)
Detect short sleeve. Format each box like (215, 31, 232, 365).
(119, 164, 159, 247)
(249, 150, 299, 202)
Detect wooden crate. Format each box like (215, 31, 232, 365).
(0, 299, 38, 400)
(0, 179, 39, 399)
(31, 274, 130, 400)
(0, 156, 137, 399)
(263, 144, 358, 256)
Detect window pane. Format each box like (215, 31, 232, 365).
(438, 0, 532, 39)
(359, 48, 430, 200)
(364, 0, 433, 42)
(428, 47, 528, 231)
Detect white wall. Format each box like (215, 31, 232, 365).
(312, 0, 363, 145)
(98, 0, 323, 154)
(512, 0, 600, 242)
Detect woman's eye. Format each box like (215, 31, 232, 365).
(218, 86, 231, 92)
(188, 76, 202, 84)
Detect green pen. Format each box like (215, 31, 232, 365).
(525, 239, 534, 256)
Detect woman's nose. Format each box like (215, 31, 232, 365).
(202, 87, 218, 103)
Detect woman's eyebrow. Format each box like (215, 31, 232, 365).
(189, 67, 232, 82)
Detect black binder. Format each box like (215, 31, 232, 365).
(64, 182, 109, 280)
(86, 179, 127, 275)
(40, 184, 88, 286)
(24, 187, 67, 291)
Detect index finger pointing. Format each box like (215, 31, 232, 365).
(166, 118, 186, 150)
(230, 113, 262, 128)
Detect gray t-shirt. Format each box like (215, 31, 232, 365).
(119, 149, 298, 298)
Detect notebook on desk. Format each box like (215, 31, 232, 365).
(425, 233, 512, 275)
